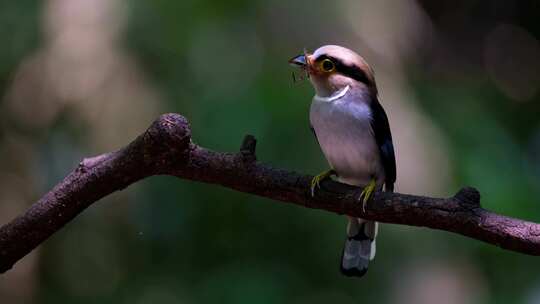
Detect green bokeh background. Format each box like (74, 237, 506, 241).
(1, 1, 539, 303)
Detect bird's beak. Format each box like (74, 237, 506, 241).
(289, 51, 312, 82)
(288, 54, 308, 68)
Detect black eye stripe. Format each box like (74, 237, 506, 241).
(314, 55, 370, 85)
(336, 62, 370, 84)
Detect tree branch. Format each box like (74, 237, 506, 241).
(1, 113, 539, 273)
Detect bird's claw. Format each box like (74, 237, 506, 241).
(359, 179, 377, 212)
(310, 169, 336, 197)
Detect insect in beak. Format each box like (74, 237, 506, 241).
(289, 49, 311, 83)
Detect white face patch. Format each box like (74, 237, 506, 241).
(314, 85, 350, 102)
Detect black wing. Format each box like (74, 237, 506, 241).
(370, 99, 396, 192)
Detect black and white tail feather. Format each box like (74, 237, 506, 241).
(340, 218, 378, 277)
(340, 182, 394, 277)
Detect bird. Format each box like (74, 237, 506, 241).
(289, 45, 396, 277)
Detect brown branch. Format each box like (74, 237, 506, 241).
(1, 113, 539, 273)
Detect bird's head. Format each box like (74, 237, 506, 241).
(289, 45, 377, 97)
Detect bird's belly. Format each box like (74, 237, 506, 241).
(310, 101, 384, 186)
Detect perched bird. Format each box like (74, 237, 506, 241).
(289, 45, 396, 277)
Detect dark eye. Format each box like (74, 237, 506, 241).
(320, 59, 335, 72)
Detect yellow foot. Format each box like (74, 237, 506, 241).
(310, 169, 336, 197)
(359, 179, 377, 212)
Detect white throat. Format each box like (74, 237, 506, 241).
(315, 85, 350, 102)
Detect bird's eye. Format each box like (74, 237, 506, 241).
(320, 59, 335, 72)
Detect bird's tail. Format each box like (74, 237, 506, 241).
(340, 217, 378, 277)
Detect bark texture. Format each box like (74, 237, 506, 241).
(1, 113, 539, 274)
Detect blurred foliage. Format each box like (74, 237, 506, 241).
(1, 1, 540, 304)
(0, 1, 41, 109)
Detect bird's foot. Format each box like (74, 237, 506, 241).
(310, 169, 336, 197)
(359, 179, 377, 212)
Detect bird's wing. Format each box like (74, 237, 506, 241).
(370, 99, 396, 192)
